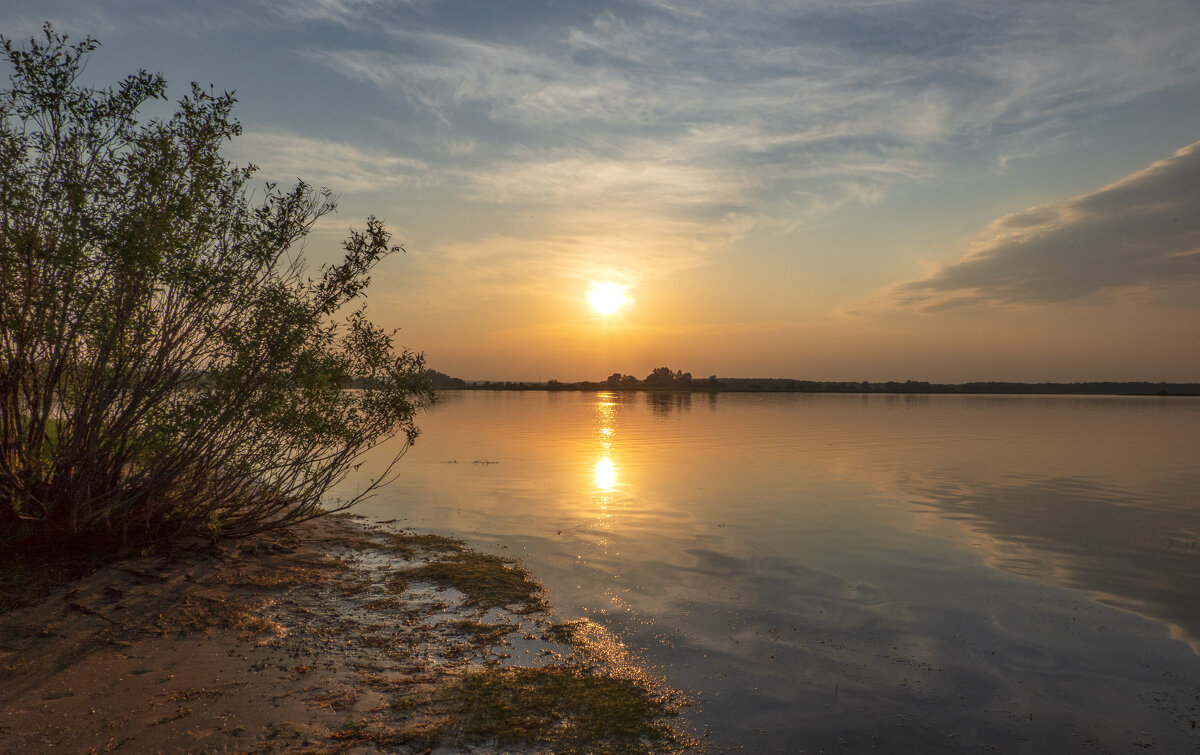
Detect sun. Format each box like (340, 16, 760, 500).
(588, 283, 626, 315)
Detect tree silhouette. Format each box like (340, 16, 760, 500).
(0, 27, 432, 556)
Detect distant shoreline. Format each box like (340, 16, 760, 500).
(432, 379, 1199, 397)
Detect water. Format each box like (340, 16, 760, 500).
(339, 391, 1200, 752)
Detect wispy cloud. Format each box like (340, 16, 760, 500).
(0, 5, 120, 42)
(460, 152, 746, 209)
(406, 207, 755, 311)
(276, 0, 1200, 316)
(890, 142, 1200, 310)
(252, 0, 420, 27)
(299, 0, 1200, 218)
(307, 36, 653, 131)
(233, 130, 431, 193)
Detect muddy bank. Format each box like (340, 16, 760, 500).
(0, 516, 694, 753)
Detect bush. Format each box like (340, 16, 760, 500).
(0, 26, 433, 557)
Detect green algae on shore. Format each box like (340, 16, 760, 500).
(0, 516, 698, 753)
(400, 664, 690, 754)
(390, 549, 548, 613)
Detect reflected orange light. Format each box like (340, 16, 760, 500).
(595, 456, 616, 492)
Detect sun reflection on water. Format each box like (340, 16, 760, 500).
(595, 456, 616, 492)
(593, 393, 620, 504)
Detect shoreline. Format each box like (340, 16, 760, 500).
(0, 516, 694, 753)
(430, 381, 1200, 397)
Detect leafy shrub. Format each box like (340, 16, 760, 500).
(0, 26, 433, 557)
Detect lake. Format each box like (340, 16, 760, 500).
(342, 390, 1200, 752)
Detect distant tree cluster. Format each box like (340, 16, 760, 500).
(427, 369, 465, 388)
(642, 367, 692, 387)
(605, 373, 640, 388)
(430, 368, 1197, 397)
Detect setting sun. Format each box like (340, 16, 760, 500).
(588, 283, 626, 315)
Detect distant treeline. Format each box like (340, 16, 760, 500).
(426, 369, 1199, 396)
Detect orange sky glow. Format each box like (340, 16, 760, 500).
(11, 1, 1200, 382)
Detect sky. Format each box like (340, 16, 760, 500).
(4, 0, 1200, 382)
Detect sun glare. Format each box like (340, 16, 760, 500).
(588, 283, 626, 315)
(595, 456, 616, 491)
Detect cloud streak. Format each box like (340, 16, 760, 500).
(306, 2, 1200, 156)
(294, 1, 1200, 245)
(233, 130, 431, 193)
(283, 1, 1200, 326)
(893, 142, 1200, 309)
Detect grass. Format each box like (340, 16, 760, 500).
(384, 531, 468, 558)
(392, 551, 546, 613)
(1, 653, 33, 678)
(328, 525, 695, 752)
(322, 528, 465, 560)
(448, 618, 518, 644)
(440, 619, 520, 658)
(398, 665, 693, 755)
(339, 524, 549, 613)
(547, 619, 590, 645)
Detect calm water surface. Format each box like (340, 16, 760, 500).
(342, 391, 1200, 752)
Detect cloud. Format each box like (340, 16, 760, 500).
(299, 0, 1200, 223)
(892, 142, 1200, 309)
(307, 37, 657, 131)
(0, 5, 120, 42)
(95, 0, 1194, 321)
(405, 208, 754, 308)
(232, 130, 431, 193)
(460, 153, 746, 209)
(252, 0, 420, 27)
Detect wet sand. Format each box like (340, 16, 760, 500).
(0, 516, 691, 753)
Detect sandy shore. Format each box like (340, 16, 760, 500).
(0, 516, 693, 753)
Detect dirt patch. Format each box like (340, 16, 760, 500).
(0, 516, 696, 753)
